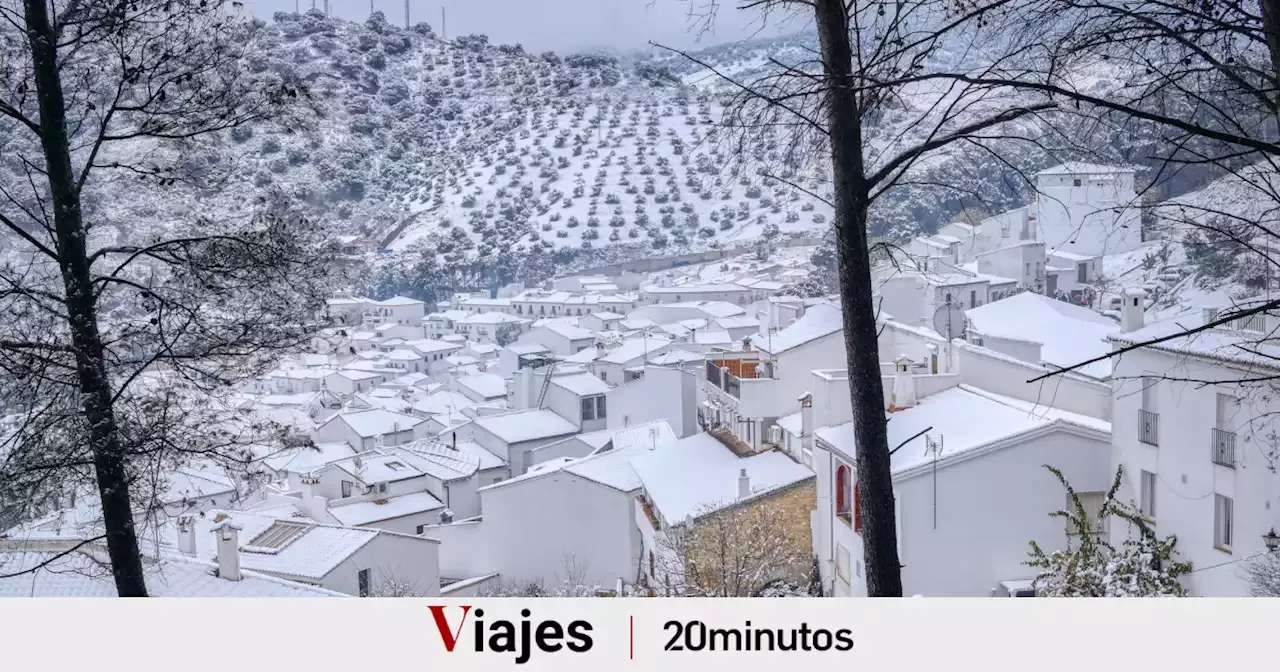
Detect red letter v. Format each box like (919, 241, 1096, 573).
(428, 605, 472, 652)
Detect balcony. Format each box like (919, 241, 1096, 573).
(1138, 409, 1159, 446)
(1211, 428, 1236, 468)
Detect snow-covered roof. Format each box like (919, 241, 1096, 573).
(647, 350, 704, 365)
(776, 411, 803, 437)
(328, 491, 445, 526)
(264, 442, 357, 474)
(329, 369, 383, 381)
(1047, 250, 1095, 262)
(460, 297, 513, 306)
(386, 349, 424, 361)
(459, 312, 527, 325)
(505, 343, 549, 355)
(331, 409, 423, 438)
(162, 468, 235, 505)
(471, 409, 579, 444)
(413, 391, 475, 416)
(589, 311, 626, 320)
(482, 425, 676, 494)
(715, 316, 761, 329)
(542, 323, 595, 340)
(0, 546, 342, 597)
(191, 513, 386, 580)
(965, 293, 1119, 378)
(814, 385, 1110, 477)
(456, 373, 508, 400)
(661, 300, 747, 318)
(629, 433, 814, 525)
(1107, 299, 1280, 371)
(445, 354, 480, 366)
(646, 283, 749, 294)
(596, 337, 673, 364)
(1037, 162, 1133, 176)
(552, 372, 611, 396)
(467, 342, 501, 355)
(377, 296, 424, 307)
(753, 303, 843, 355)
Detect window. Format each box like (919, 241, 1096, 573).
(582, 397, 596, 421)
(1067, 492, 1107, 535)
(341, 480, 353, 498)
(1025, 262, 1030, 276)
(596, 395, 607, 419)
(944, 292, 952, 304)
(1214, 494, 1233, 550)
(1077, 262, 1088, 283)
(358, 568, 371, 597)
(416, 524, 426, 535)
(835, 464, 853, 525)
(1072, 178, 1082, 187)
(836, 544, 851, 583)
(1140, 470, 1156, 520)
(969, 289, 977, 308)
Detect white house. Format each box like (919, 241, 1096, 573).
(809, 369, 1112, 597)
(518, 323, 596, 356)
(642, 283, 754, 305)
(178, 511, 442, 597)
(424, 436, 670, 589)
(455, 312, 530, 345)
(1107, 294, 1280, 596)
(1033, 163, 1142, 258)
(312, 409, 425, 450)
(453, 409, 581, 475)
(607, 366, 699, 439)
(322, 369, 386, 396)
(702, 302, 845, 452)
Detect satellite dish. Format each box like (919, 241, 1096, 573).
(931, 303, 966, 339)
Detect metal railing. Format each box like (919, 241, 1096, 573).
(1211, 428, 1236, 467)
(1138, 409, 1159, 446)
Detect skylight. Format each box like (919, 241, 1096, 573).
(385, 461, 406, 471)
(244, 521, 310, 552)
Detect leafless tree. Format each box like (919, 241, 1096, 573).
(1241, 551, 1280, 596)
(652, 499, 809, 597)
(667, 0, 1058, 595)
(0, 0, 332, 596)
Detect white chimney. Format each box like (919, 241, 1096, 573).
(211, 516, 243, 582)
(737, 468, 750, 499)
(1121, 287, 1146, 333)
(299, 471, 329, 519)
(889, 354, 917, 411)
(176, 515, 198, 557)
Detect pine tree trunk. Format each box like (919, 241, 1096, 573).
(812, 0, 903, 597)
(22, 0, 148, 597)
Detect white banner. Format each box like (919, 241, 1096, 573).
(0, 597, 1257, 669)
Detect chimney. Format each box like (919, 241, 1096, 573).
(1121, 287, 1146, 333)
(299, 471, 329, 519)
(438, 509, 454, 524)
(177, 515, 197, 557)
(451, 432, 458, 451)
(888, 355, 917, 411)
(211, 515, 243, 582)
(737, 468, 751, 500)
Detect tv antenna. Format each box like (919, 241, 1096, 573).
(925, 434, 943, 529)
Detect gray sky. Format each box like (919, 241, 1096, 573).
(248, 0, 804, 52)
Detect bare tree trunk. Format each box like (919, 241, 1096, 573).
(812, 0, 903, 597)
(22, 0, 148, 597)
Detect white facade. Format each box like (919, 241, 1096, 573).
(1034, 163, 1142, 258)
(607, 366, 699, 439)
(1108, 307, 1280, 596)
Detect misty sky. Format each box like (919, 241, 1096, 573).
(247, 0, 806, 52)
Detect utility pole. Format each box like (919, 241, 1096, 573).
(405, 0, 410, 28)
(441, 6, 446, 40)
